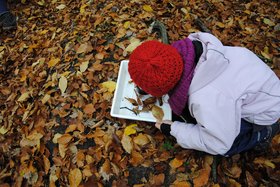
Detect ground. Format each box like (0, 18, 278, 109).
(0, 0, 280, 186)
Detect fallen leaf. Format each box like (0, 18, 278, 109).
(124, 37, 141, 53)
(143, 5, 153, 12)
(48, 58, 60, 67)
(0, 126, 8, 135)
(69, 168, 82, 187)
(169, 158, 184, 169)
(57, 134, 73, 144)
(152, 105, 164, 121)
(133, 133, 150, 146)
(17, 91, 31, 102)
(100, 81, 116, 92)
(124, 124, 138, 136)
(227, 178, 241, 187)
(121, 134, 133, 154)
(263, 18, 275, 26)
(83, 103, 95, 115)
(59, 76, 68, 94)
(80, 61, 89, 73)
(56, 4, 66, 10)
(254, 157, 275, 169)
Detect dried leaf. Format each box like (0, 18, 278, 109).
(0, 126, 8, 135)
(169, 158, 183, 169)
(254, 157, 275, 168)
(48, 58, 60, 67)
(69, 168, 82, 187)
(99, 159, 112, 181)
(124, 124, 138, 136)
(125, 97, 138, 106)
(100, 81, 116, 93)
(121, 134, 133, 154)
(17, 91, 30, 102)
(59, 76, 67, 94)
(227, 178, 241, 187)
(80, 61, 89, 72)
(83, 103, 95, 115)
(57, 134, 73, 144)
(133, 133, 150, 146)
(263, 18, 275, 26)
(152, 105, 164, 121)
(41, 94, 50, 104)
(143, 5, 153, 12)
(56, 4, 66, 10)
(124, 38, 141, 53)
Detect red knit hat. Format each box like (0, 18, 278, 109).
(128, 40, 183, 97)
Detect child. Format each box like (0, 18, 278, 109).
(128, 32, 280, 156)
(0, 0, 16, 30)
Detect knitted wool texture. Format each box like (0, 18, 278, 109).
(128, 40, 183, 97)
(168, 38, 196, 115)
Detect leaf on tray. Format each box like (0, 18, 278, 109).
(152, 105, 164, 121)
(125, 97, 139, 106)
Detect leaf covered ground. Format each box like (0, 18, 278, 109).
(0, 0, 280, 186)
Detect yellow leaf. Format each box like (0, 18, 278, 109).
(121, 134, 133, 154)
(227, 178, 241, 187)
(254, 157, 275, 169)
(80, 4, 88, 13)
(56, 4, 66, 10)
(48, 58, 60, 68)
(0, 126, 8, 135)
(152, 105, 164, 121)
(143, 5, 153, 12)
(263, 18, 275, 26)
(17, 91, 30, 102)
(124, 21, 131, 29)
(216, 22, 225, 28)
(39, 30, 48, 35)
(100, 81, 116, 93)
(80, 61, 89, 73)
(133, 133, 150, 146)
(169, 158, 183, 169)
(69, 168, 82, 187)
(124, 124, 138, 136)
(41, 94, 50, 104)
(124, 37, 142, 53)
(59, 76, 67, 94)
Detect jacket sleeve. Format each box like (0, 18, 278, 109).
(170, 87, 240, 155)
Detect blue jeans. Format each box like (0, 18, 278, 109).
(225, 119, 272, 156)
(0, 0, 8, 13)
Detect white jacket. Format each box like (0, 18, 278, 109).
(170, 32, 280, 155)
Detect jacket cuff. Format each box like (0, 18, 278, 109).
(160, 123, 171, 136)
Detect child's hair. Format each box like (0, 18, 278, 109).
(128, 40, 183, 97)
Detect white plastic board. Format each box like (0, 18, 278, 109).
(110, 60, 172, 122)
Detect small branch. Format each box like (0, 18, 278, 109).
(194, 18, 212, 34)
(150, 20, 169, 44)
(120, 107, 138, 115)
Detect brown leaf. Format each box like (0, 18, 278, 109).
(125, 97, 138, 106)
(152, 105, 164, 121)
(193, 165, 211, 187)
(133, 133, 150, 146)
(83, 104, 95, 115)
(57, 134, 73, 144)
(169, 158, 184, 169)
(121, 134, 133, 154)
(69, 168, 82, 187)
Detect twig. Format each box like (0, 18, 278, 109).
(150, 20, 169, 44)
(194, 18, 212, 34)
(120, 107, 138, 115)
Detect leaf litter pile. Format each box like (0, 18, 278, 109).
(0, 0, 279, 186)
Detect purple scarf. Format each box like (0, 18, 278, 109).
(168, 38, 196, 116)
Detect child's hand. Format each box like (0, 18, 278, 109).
(155, 120, 173, 136)
(155, 120, 173, 129)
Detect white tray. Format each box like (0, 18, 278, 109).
(110, 60, 172, 122)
